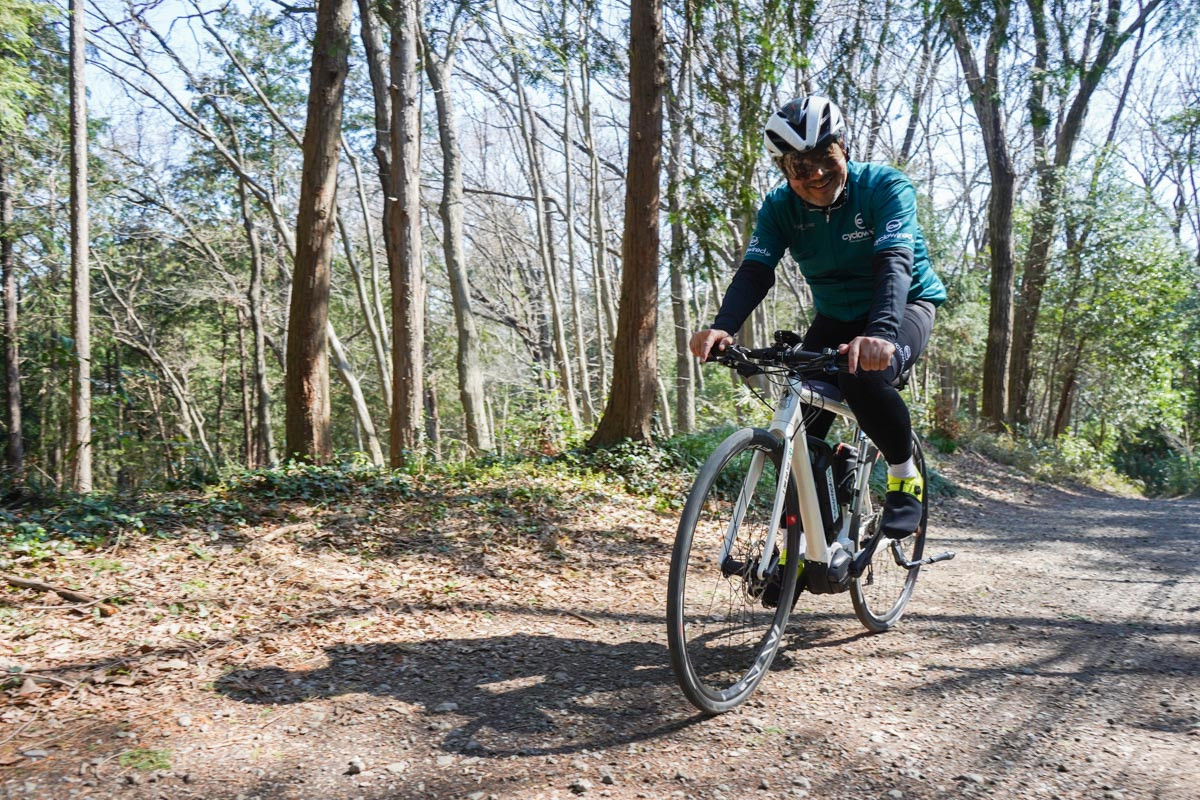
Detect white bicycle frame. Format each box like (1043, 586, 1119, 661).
(719, 376, 876, 580)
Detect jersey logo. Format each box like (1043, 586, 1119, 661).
(885, 219, 902, 233)
(854, 213, 866, 230)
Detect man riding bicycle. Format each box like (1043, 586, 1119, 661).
(689, 96, 946, 540)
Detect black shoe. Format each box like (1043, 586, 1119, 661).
(881, 474, 923, 540)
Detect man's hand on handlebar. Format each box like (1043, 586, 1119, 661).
(839, 336, 895, 374)
(689, 329, 734, 363)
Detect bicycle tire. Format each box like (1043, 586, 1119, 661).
(666, 427, 802, 714)
(849, 433, 928, 633)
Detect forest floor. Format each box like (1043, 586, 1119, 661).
(1, 448, 1198, 800)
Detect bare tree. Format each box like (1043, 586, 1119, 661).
(388, 0, 426, 463)
(423, 5, 492, 452)
(0, 151, 22, 480)
(948, 6, 1018, 429)
(68, 0, 91, 491)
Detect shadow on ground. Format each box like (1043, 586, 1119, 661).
(215, 633, 708, 758)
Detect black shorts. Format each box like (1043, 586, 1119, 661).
(800, 300, 936, 384)
(798, 300, 936, 463)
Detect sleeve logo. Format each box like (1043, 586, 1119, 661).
(745, 235, 772, 257)
(885, 219, 902, 233)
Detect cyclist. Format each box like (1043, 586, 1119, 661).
(689, 95, 946, 539)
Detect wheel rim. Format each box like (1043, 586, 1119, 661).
(675, 442, 793, 703)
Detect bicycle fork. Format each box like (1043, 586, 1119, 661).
(717, 437, 796, 582)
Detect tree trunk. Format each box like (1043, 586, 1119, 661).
(355, 0, 395, 364)
(336, 201, 392, 413)
(357, 0, 393, 197)
(387, 0, 426, 465)
(580, 36, 618, 361)
(657, 376, 673, 438)
(0, 151, 22, 481)
(215, 309, 229, 463)
(235, 307, 254, 467)
(424, 37, 492, 452)
(327, 322, 385, 465)
(285, 0, 352, 463)
(346, 148, 392, 385)
(240, 182, 277, 466)
(424, 375, 441, 462)
(589, 0, 663, 446)
(666, 37, 695, 434)
(1053, 341, 1085, 438)
(69, 0, 91, 491)
(561, 48, 595, 426)
(948, 10, 1017, 430)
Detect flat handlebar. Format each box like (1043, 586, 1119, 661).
(706, 335, 848, 375)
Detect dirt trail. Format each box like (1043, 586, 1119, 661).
(2, 452, 1198, 800)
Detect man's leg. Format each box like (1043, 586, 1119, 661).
(837, 301, 936, 537)
(800, 314, 863, 440)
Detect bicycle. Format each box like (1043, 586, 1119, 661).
(666, 330, 955, 714)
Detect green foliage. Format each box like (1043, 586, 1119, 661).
(660, 426, 740, 470)
(220, 460, 415, 504)
(1039, 168, 1193, 451)
(0, 495, 147, 561)
(0, 0, 47, 135)
(563, 438, 690, 496)
(117, 749, 171, 772)
(964, 431, 1135, 491)
(1112, 428, 1200, 498)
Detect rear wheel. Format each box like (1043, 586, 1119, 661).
(849, 434, 928, 633)
(666, 427, 802, 714)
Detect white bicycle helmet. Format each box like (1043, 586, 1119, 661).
(764, 96, 846, 159)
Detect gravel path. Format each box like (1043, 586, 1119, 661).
(3, 452, 1198, 800)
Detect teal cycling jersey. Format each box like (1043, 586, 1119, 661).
(743, 160, 947, 323)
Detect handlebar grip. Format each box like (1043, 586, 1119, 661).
(703, 343, 744, 363)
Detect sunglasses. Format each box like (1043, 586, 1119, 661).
(780, 145, 842, 180)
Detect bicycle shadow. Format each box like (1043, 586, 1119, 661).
(214, 633, 707, 757)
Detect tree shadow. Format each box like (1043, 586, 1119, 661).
(215, 632, 707, 757)
(936, 486, 1200, 577)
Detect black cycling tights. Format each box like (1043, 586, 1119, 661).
(800, 301, 936, 465)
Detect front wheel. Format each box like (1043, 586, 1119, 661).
(849, 433, 928, 633)
(666, 427, 802, 714)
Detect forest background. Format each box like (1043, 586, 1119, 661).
(2, 0, 1199, 511)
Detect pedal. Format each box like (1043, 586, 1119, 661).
(894, 549, 956, 570)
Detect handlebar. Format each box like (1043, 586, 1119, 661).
(705, 331, 848, 376)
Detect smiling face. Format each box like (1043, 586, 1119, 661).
(781, 140, 848, 207)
